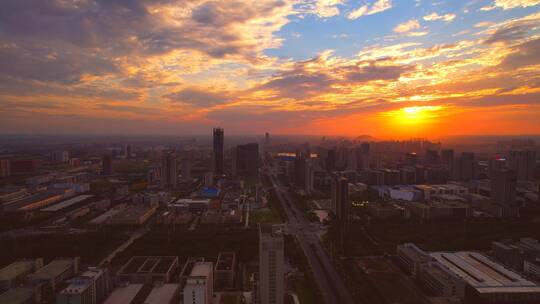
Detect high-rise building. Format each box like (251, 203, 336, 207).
(425, 149, 439, 165)
(102, 155, 112, 176)
(182, 158, 192, 181)
(359, 143, 370, 170)
(489, 158, 507, 179)
(293, 156, 306, 188)
(0, 159, 10, 178)
(441, 149, 454, 168)
(161, 151, 177, 189)
(491, 169, 517, 206)
(332, 176, 350, 231)
(183, 262, 214, 304)
(461, 152, 476, 181)
(51, 151, 69, 164)
(213, 128, 224, 175)
(234, 143, 259, 178)
(508, 150, 537, 181)
(259, 224, 284, 304)
(405, 152, 418, 166)
(125, 144, 132, 158)
(325, 149, 336, 172)
(305, 160, 314, 194)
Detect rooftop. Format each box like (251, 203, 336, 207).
(29, 258, 77, 280)
(41, 194, 94, 212)
(118, 256, 177, 275)
(0, 259, 41, 281)
(190, 262, 212, 277)
(431, 251, 540, 292)
(0, 286, 35, 304)
(144, 284, 180, 304)
(103, 284, 143, 304)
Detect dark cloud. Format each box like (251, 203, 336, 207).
(94, 104, 161, 115)
(345, 64, 414, 83)
(259, 72, 336, 99)
(483, 20, 538, 44)
(164, 88, 231, 108)
(499, 38, 540, 69)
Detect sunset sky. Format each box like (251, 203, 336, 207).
(1, 0, 540, 138)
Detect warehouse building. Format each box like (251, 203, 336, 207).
(117, 256, 179, 284)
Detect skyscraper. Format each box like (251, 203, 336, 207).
(441, 149, 454, 168)
(405, 152, 418, 166)
(213, 128, 224, 175)
(326, 149, 336, 172)
(491, 169, 516, 206)
(293, 155, 306, 188)
(234, 143, 259, 178)
(102, 154, 112, 176)
(161, 151, 177, 189)
(425, 149, 439, 165)
(461, 152, 476, 181)
(259, 224, 284, 304)
(331, 176, 350, 232)
(508, 150, 537, 181)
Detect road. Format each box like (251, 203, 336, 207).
(265, 165, 355, 304)
(99, 227, 148, 266)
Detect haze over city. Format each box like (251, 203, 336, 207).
(1, 0, 540, 138)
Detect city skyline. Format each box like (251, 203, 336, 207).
(1, 0, 540, 138)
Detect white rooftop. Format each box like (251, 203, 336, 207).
(190, 262, 212, 277)
(431, 251, 540, 292)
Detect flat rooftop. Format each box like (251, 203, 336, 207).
(118, 256, 177, 275)
(103, 284, 143, 304)
(0, 259, 40, 281)
(41, 194, 94, 212)
(190, 263, 212, 277)
(144, 284, 179, 304)
(4, 192, 62, 211)
(431, 251, 540, 292)
(0, 286, 34, 303)
(29, 258, 76, 280)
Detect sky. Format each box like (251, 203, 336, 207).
(1, 0, 540, 139)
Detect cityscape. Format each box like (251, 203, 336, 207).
(1, 1, 540, 304)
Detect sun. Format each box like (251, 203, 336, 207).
(392, 106, 444, 124)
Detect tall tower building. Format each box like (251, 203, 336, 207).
(491, 169, 516, 206)
(259, 224, 284, 304)
(234, 143, 259, 178)
(161, 151, 177, 189)
(508, 150, 537, 181)
(102, 154, 112, 176)
(441, 149, 454, 168)
(425, 149, 439, 165)
(213, 128, 224, 175)
(461, 152, 476, 181)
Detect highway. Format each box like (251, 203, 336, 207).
(265, 165, 355, 304)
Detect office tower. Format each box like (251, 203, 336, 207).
(489, 158, 507, 179)
(405, 152, 418, 166)
(425, 149, 439, 165)
(183, 262, 214, 304)
(125, 144, 132, 158)
(293, 155, 306, 188)
(441, 149, 454, 168)
(326, 149, 336, 172)
(305, 160, 314, 194)
(347, 148, 358, 171)
(161, 151, 177, 189)
(259, 224, 284, 304)
(331, 176, 350, 231)
(102, 154, 112, 176)
(491, 169, 516, 206)
(213, 128, 224, 175)
(508, 150, 537, 180)
(265, 132, 270, 147)
(461, 152, 476, 181)
(360, 143, 370, 170)
(234, 143, 259, 178)
(0, 159, 10, 178)
(51, 151, 69, 164)
(182, 158, 192, 181)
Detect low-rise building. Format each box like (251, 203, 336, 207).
(215, 252, 236, 290)
(418, 261, 465, 298)
(396, 243, 433, 276)
(103, 284, 143, 304)
(0, 258, 43, 292)
(183, 262, 213, 304)
(0, 286, 41, 304)
(117, 256, 179, 284)
(106, 205, 157, 226)
(27, 257, 80, 298)
(144, 283, 180, 304)
(56, 267, 109, 304)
